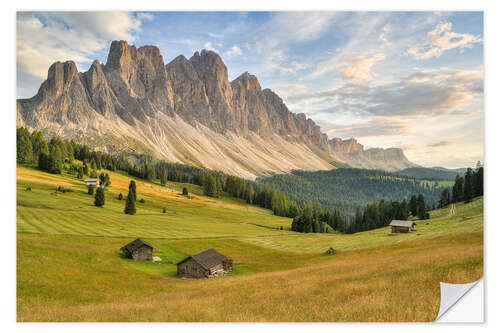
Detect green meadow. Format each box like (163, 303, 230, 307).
(16, 165, 483, 321)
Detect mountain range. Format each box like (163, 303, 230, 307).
(17, 40, 417, 179)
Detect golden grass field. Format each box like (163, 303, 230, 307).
(16, 165, 484, 321)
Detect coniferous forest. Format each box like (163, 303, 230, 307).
(257, 169, 444, 215)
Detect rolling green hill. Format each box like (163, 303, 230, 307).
(16, 165, 483, 321)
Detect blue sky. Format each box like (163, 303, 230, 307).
(16, 11, 484, 168)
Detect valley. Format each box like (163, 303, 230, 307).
(17, 165, 483, 321)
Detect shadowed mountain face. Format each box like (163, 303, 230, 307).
(17, 40, 417, 179)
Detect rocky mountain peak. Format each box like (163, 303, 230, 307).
(232, 72, 262, 92)
(104, 40, 138, 71)
(17, 39, 417, 177)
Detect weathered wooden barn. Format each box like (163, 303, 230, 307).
(120, 238, 154, 261)
(389, 220, 417, 233)
(84, 178, 100, 187)
(177, 249, 232, 278)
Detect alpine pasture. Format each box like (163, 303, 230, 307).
(17, 166, 483, 321)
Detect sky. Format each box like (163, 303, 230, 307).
(16, 11, 484, 169)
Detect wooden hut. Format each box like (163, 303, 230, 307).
(389, 220, 417, 233)
(120, 238, 154, 261)
(84, 178, 100, 187)
(177, 249, 232, 278)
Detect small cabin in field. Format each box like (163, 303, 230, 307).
(177, 249, 232, 278)
(84, 178, 99, 187)
(120, 238, 154, 261)
(389, 220, 417, 233)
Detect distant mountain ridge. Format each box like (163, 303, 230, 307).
(17, 40, 417, 179)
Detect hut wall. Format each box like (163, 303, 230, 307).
(392, 226, 410, 233)
(178, 259, 208, 278)
(132, 246, 153, 261)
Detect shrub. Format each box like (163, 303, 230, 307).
(88, 185, 95, 195)
(182, 187, 188, 195)
(118, 193, 123, 200)
(57, 186, 74, 193)
(26, 186, 32, 191)
(162, 207, 166, 214)
(139, 198, 145, 203)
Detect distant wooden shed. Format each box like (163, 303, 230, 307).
(84, 178, 100, 187)
(389, 220, 417, 233)
(120, 238, 153, 261)
(177, 249, 232, 278)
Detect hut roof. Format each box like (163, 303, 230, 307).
(121, 238, 154, 252)
(177, 248, 229, 270)
(389, 220, 417, 228)
(84, 178, 99, 182)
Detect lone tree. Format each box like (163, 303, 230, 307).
(124, 192, 136, 215)
(118, 193, 123, 200)
(94, 187, 105, 207)
(88, 184, 95, 195)
(124, 180, 136, 215)
(129, 180, 137, 201)
(182, 187, 188, 195)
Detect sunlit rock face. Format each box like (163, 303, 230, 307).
(17, 40, 416, 178)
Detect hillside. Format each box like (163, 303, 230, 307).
(394, 167, 465, 181)
(17, 165, 483, 321)
(257, 169, 444, 214)
(17, 40, 416, 179)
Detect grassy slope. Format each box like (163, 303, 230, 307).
(17, 165, 483, 321)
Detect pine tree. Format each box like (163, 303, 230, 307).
(439, 188, 451, 208)
(475, 167, 483, 197)
(88, 185, 95, 195)
(118, 193, 123, 200)
(48, 145, 63, 174)
(129, 180, 137, 201)
(30, 130, 49, 160)
(409, 195, 417, 217)
(94, 187, 105, 207)
(416, 194, 426, 220)
(182, 187, 188, 195)
(452, 175, 464, 203)
(124, 192, 136, 215)
(17, 127, 34, 163)
(463, 168, 474, 203)
(160, 167, 167, 186)
(38, 152, 50, 172)
(204, 174, 217, 197)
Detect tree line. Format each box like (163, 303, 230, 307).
(291, 193, 431, 234)
(438, 167, 483, 208)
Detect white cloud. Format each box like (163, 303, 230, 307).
(274, 84, 308, 96)
(17, 12, 149, 79)
(288, 67, 483, 118)
(339, 53, 386, 82)
(378, 24, 391, 46)
(203, 41, 218, 52)
(224, 45, 243, 58)
(408, 21, 482, 60)
(291, 61, 310, 71)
